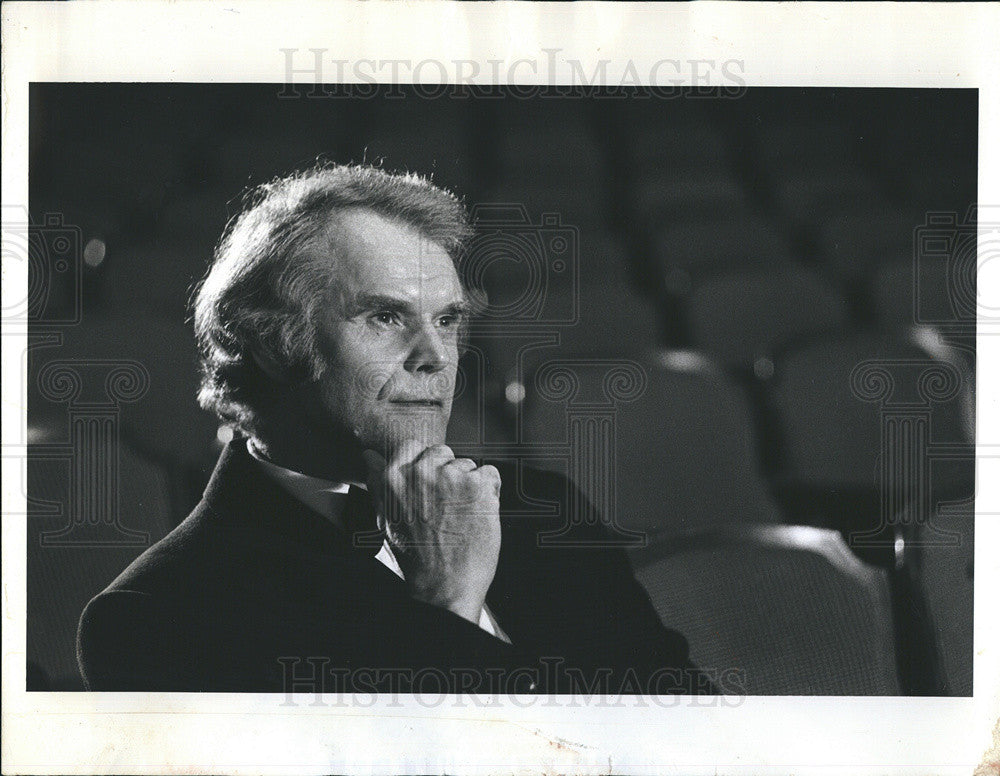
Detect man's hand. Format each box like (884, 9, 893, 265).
(362, 441, 502, 625)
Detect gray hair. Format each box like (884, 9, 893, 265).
(191, 162, 472, 435)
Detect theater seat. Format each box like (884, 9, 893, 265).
(816, 204, 921, 284)
(871, 260, 976, 332)
(753, 121, 864, 177)
(36, 136, 186, 216)
(630, 168, 747, 229)
(618, 114, 731, 178)
(496, 133, 606, 189)
(769, 168, 878, 231)
(653, 211, 795, 287)
(446, 346, 511, 457)
(482, 182, 611, 232)
(631, 524, 900, 695)
(763, 331, 974, 538)
(685, 265, 850, 371)
(476, 231, 662, 395)
(102, 243, 207, 317)
(154, 195, 233, 252)
(521, 350, 780, 537)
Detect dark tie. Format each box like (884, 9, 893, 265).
(344, 485, 384, 554)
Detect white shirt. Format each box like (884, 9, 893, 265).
(246, 440, 510, 643)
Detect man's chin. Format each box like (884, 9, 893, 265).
(366, 412, 449, 458)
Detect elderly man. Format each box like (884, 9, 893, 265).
(78, 164, 711, 695)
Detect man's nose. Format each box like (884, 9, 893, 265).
(404, 323, 449, 374)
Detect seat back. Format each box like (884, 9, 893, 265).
(654, 211, 794, 284)
(616, 104, 727, 176)
(446, 345, 512, 456)
(522, 352, 780, 536)
(871, 260, 977, 332)
(770, 168, 878, 229)
(632, 525, 900, 695)
(477, 232, 661, 391)
(766, 331, 973, 489)
(816, 204, 920, 283)
(630, 168, 747, 229)
(687, 266, 850, 370)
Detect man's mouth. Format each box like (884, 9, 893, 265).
(388, 399, 443, 408)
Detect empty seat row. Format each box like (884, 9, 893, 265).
(451, 328, 974, 540)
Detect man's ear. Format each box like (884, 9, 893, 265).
(251, 348, 291, 383)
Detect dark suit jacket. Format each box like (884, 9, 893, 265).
(78, 441, 712, 694)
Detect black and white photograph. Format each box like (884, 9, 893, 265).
(22, 82, 979, 699)
(3, 3, 999, 775)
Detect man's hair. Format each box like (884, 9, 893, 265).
(191, 162, 473, 435)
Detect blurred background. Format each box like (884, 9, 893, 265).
(24, 85, 976, 695)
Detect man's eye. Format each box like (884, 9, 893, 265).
(371, 311, 400, 326)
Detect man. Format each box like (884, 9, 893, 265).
(78, 164, 711, 695)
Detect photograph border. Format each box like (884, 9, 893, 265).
(2, 2, 999, 774)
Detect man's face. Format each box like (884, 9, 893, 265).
(308, 208, 466, 456)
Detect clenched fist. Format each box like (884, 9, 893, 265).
(362, 440, 502, 625)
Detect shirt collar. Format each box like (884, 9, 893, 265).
(246, 438, 363, 531)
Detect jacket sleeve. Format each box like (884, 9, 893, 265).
(78, 585, 526, 693)
(77, 590, 210, 691)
